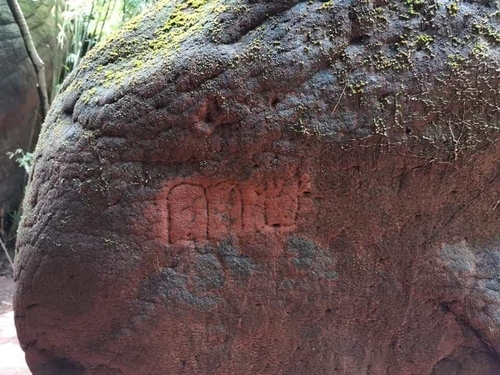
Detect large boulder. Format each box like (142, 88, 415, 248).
(14, 0, 500, 374)
(0, 0, 57, 224)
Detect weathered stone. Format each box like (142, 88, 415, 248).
(14, 0, 500, 374)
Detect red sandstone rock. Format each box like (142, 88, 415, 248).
(14, 1, 500, 374)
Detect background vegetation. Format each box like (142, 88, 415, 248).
(1, 0, 159, 270)
(52, 0, 158, 97)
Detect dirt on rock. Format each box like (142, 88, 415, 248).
(14, 1, 500, 374)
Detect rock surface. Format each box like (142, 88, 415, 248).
(0, 0, 57, 220)
(14, 0, 500, 374)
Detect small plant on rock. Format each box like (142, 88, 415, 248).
(7, 149, 34, 175)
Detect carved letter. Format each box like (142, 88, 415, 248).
(207, 183, 242, 239)
(265, 180, 299, 227)
(241, 184, 267, 233)
(168, 184, 208, 243)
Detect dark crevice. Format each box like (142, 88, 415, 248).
(373, 0, 388, 7)
(0, 17, 16, 27)
(216, 1, 307, 44)
(25, 302, 41, 310)
(349, 34, 370, 45)
(24, 341, 87, 375)
(62, 92, 80, 115)
(36, 357, 85, 375)
(441, 302, 500, 358)
(204, 106, 215, 124)
(270, 95, 280, 108)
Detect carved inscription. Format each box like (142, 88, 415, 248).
(207, 183, 242, 239)
(169, 184, 208, 243)
(167, 177, 310, 244)
(265, 180, 299, 227)
(240, 184, 266, 233)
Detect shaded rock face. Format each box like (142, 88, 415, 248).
(0, 0, 56, 218)
(14, 0, 500, 374)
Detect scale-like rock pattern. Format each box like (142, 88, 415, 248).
(14, 1, 500, 374)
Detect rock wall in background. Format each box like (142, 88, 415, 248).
(0, 0, 56, 223)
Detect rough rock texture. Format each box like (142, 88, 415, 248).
(0, 0, 56, 218)
(14, 0, 500, 374)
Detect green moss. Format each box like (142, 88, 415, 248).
(133, 59, 145, 70)
(163, 5, 199, 31)
(150, 0, 226, 53)
(122, 14, 142, 33)
(294, 118, 311, 135)
(86, 0, 227, 67)
(66, 79, 83, 93)
(447, 0, 459, 16)
(186, 0, 210, 8)
(321, 0, 334, 10)
(447, 54, 466, 70)
(81, 88, 97, 104)
(363, 46, 413, 72)
(348, 80, 366, 95)
(103, 70, 127, 87)
(81, 0, 232, 90)
(452, 37, 464, 47)
(473, 21, 500, 44)
(471, 42, 488, 58)
(361, 25, 438, 72)
(374, 8, 389, 23)
(373, 117, 388, 136)
(104, 238, 119, 247)
(415, 33, 434, 49)
(404, 0, 425, 17)
(227, 26, 270, 69)
(88, 36, 139, 64)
